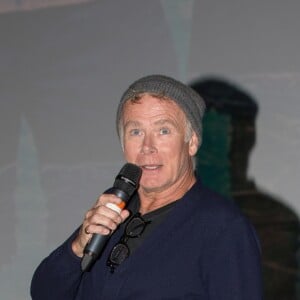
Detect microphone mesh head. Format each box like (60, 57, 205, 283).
(119, 163, 142, 185)
(114, 163, 142, 199)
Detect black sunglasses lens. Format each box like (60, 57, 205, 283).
(126, 216, 146, 237)
(109, 243, 130, 265)
(107, 214, 150, 271)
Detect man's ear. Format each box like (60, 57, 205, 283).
(188, 132, 199, 156)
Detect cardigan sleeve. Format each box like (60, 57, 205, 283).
(205, 216, 263, 300)
(30, 231, 83, 300)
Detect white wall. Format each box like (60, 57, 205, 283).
(1, 1, 300, 298)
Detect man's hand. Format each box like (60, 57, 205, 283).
(72, 194, 130, 257)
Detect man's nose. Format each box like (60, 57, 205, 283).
(141, 133, 157, 154)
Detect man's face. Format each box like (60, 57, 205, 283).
(121, 94, 198, 195)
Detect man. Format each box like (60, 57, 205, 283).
(31, 74, 262, 299)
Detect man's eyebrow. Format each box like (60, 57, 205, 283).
(124, 119, 179, 129)
(124, 120, 141, 129)
(154, 119, 178, 127)
(154, 119, 172, 124)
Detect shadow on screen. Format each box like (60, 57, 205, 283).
(190, 77, 300, 300)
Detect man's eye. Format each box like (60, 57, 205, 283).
(160, 128, 170, 135)
(130, 129, 141, 136)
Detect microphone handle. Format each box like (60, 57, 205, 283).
(81, 235, 110, 272)
(81, 188, 129, 272)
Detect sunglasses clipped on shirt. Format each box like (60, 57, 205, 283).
(107, 212, 151, 273)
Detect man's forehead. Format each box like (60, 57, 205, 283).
(123, 94, 183, 111)
(124, 118, 179, 128)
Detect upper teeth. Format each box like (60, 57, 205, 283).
(144, 166, 158, 170)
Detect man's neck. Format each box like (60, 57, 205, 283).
(138, 173, 196, 214)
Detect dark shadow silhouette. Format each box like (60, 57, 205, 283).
(190, 77, 300, 300)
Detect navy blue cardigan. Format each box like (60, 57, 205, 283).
(31, 180, 262, 299)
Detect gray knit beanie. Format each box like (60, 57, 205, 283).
(116, 74, 206, 144)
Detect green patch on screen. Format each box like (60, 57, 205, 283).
(196, 110, 231, 197)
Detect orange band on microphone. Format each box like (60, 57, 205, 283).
(117, 201, 126, 209)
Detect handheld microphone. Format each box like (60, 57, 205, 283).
(81, 163, 142, 272)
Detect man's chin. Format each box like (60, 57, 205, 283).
(139, 181, 167, 195)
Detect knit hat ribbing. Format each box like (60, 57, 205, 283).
(116, 74, 206, 144)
